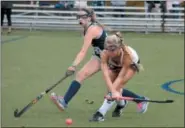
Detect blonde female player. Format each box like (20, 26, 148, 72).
(90, 32, 149, 122)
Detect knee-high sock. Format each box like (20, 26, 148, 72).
(116, 99, 127, 106)
(122, 89, 144, 103)
(98, 99, 115, 116)
(63, 80, 81, 104)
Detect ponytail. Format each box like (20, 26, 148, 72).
(114, 32, 129, 57)
(115, 31, 123, 45)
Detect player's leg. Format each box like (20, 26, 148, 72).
(1, 8, 5, 27)
(115, 67, 149, 113)
(90, 69, 118, 122)
(50, 56, 101, 111)
(6, 8, 12, 33)
(95, 90, 128, 119)
(90, 68, 129, 121)
(63, 56, 101, 104)
(111, 68, 136, 117)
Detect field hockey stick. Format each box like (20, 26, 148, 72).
(105, 96, 174, 103)
(14, 74, 69, 118)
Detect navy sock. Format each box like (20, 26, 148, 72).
(122, 89, 144, 103)
(64, 80, 81, 104)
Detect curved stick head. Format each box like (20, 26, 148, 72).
(14, 109, 19, 117)
(166, 100, 174, 103)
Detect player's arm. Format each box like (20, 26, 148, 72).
(101, 51, 115, 92)
(113, 54, 132, 90)
(72, 27, 98, 67)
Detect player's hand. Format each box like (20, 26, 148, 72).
(106, 91, 122, 101)
(111, 91, 122, 101)
(66, 66, 76, 76)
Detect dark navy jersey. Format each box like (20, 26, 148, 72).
(84, 22, 107, 57)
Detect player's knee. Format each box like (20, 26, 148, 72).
(76, 70, 89, 82)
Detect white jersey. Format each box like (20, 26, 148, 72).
(127, 46, 139, 64)
(108, 45, 141, 72)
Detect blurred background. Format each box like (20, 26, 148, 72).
(1, 0, 184, 33)
(1, 1, 184, 127)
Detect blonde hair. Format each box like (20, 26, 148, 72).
(80, 8, 105, 29)
(104, 32, 124, 48)
(105, 32, 144, 72)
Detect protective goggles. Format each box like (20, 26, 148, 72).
(76, 14, 89, 20)
(104, 45, 119, 51)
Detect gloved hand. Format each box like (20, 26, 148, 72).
(65, 66, 76, 77)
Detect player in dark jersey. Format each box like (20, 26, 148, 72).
(50, 8, 108, 111)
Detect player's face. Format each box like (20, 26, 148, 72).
(76, 10, 90, 27)
(105, 45, 120, 57)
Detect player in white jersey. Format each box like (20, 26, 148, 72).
(90, 32, 149, 122)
